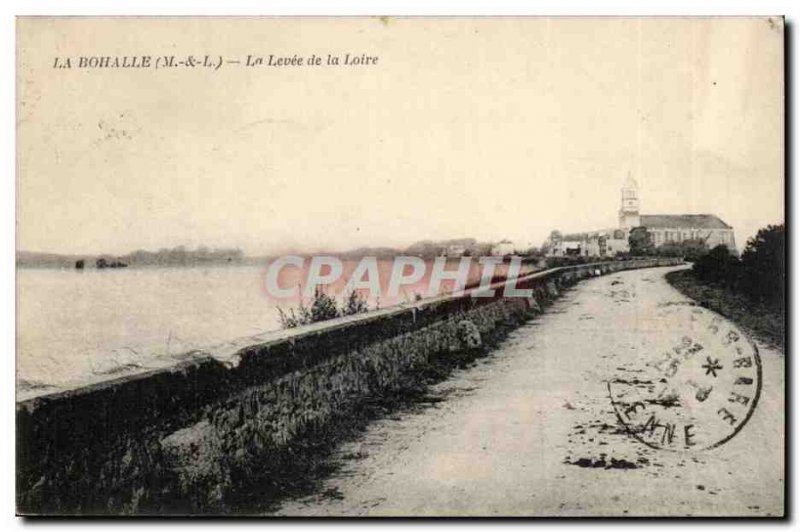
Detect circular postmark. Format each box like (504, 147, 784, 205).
(608, 312, 762, 451)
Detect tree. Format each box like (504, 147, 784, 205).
(740, 224, 784, 308)
(628, 227, 654, 256)
(693, 244, 739, 286)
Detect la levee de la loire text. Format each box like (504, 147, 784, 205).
(52, 53, 379, 70)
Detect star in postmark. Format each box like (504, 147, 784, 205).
(702, 357, 723, 378)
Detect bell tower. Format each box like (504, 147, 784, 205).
(619, 175, 640, 229)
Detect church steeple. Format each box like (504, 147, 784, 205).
(619, 173, 640, 229)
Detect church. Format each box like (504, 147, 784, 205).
(548, 177, 736, 257)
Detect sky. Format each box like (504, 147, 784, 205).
(17, 17, 784, 256)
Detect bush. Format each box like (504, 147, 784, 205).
(276, 300, 312, 329)
(340, 289, 369, 316)
(278, 287, 370, 329)
(309, 286, 339, 322)
(545, 256, 590, 269)
(693, 245, 740, 286)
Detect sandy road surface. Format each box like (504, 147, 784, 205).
(276, 266, 784, 517)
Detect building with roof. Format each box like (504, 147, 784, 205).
(640, 214, 735, 251)
(490, 239, 517, 257)
(549, 229, 629, 258)
(547, 177, 736, 257)
(445, 243, 467, 257)
(620, 177, 736, 252)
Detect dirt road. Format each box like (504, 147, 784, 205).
(276, 266, 784, 517)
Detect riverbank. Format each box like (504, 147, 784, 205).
(665, 269, 784, 353)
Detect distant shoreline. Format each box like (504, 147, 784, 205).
(16, 247, 249, 270)
(16, 260, 264, 271)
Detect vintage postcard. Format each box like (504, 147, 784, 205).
(15, 17, 785, 517)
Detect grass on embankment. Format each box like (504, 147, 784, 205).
(665, 269, 784, 353)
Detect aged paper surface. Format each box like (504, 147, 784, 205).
(16, 17, 784, 516)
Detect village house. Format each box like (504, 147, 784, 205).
(445, 243, 467, 257)
(491, 239, 517, 257)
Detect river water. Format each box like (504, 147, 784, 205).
(18, 265, 281, 394)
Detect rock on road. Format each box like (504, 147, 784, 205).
(276, 266, 784, 517)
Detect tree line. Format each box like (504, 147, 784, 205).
(692, 224, 784, 311)
(630, 224, 784, 311)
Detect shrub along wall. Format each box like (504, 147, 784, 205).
(16, 258, 680, 515)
